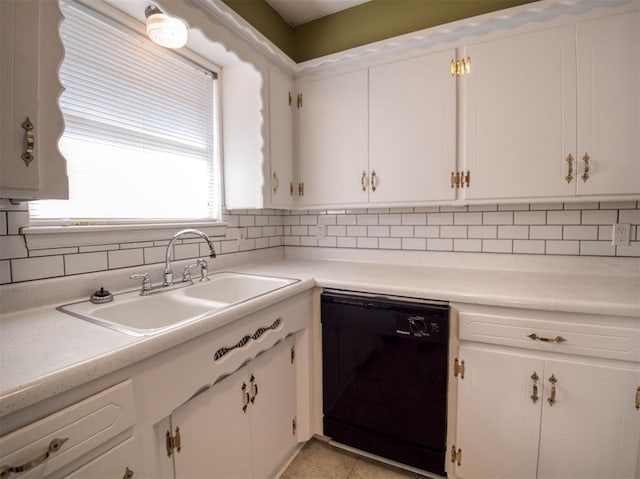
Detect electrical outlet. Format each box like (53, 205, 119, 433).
(612, 223, 630, 246)
(315, 224, 327, 239)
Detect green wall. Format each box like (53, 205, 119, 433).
(222, 0, 537, 63)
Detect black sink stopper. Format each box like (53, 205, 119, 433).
(90, 287, 114, 304)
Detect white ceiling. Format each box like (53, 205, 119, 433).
(265, 0, 370, 27)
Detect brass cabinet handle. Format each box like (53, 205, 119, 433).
(249, 374, 258, 403)
(289, 181, 294, 196)
(565, 154, 574, 183)
(547, 375, 557, 406)
(361, 170, 368, 192)
(581, 153, 590, 182)
(527, 333, 566, 344)
(272, 172, 279, 194)
(0, 437, 69, 478)
(636, 387, 639, 410)
(241, 382, 250, 413)
(530, 372, 539, 404)
(21, 117, 35, 166)
(122, 467, 134, 479)
(370, 170, 378, 192)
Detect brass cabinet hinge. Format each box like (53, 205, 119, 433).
(292, 417, 297, 436)
(450, 171, 470, 189)
(297, 93, 303, 108)
(454, 358, 465, 379)
(298, 182, 304, 196)
(451, 445, 462, 466)
(288, 91, 292, 106)
(635, 386, 639, 409)
(165, 427, 181, 457)
(291, 345, 296, 364)
(450, 57, 471, 77)
(289, 181, 294, 196)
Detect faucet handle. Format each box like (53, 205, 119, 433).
(182, 262, 199, 283)
(197, 258, 209, 282)
(130, 273, 152, 295)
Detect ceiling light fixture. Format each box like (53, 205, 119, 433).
(145, 4, 188, 49)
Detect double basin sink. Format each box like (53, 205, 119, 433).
(59, 272, 298, 336)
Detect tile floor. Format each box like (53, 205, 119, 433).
(280, 439, 429, 479)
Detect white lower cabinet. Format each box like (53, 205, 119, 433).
(64, 437, 139, 479)
(452, 305, 640, 479)
(161, 337, 297, 479)
(0, 380, 137, 479)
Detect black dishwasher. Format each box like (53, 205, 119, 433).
(321, 290, 450, 476)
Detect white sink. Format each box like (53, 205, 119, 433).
(180, 272, 297, 304)
(59, 272, 298, 336)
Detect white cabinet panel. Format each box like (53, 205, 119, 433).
(538, 360, 640, 479)
(171, 368, 253, 479)
(0, 0, 68, 200)
(576, 11, 640, 196)
(269, 67, 295, 208)
(454, 345, 542, 479)
(369, 49, 456, 204)
(297, 70, 369, 207)
(64, 436, 139, 479)
(250, 337, 297, 479)
(461, 25, 577, 201)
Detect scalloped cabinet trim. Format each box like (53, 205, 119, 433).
(181, 0, 631, 76)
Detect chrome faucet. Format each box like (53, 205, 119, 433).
(164, 229, 216, 286)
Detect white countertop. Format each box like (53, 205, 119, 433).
(1, 256, 639, 420)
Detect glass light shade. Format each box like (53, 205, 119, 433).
(146, 13, 188, 49)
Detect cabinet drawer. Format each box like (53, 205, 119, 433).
(0, 380, 135, 479)
(457, 306, 640, 362)
(63, 436, 138, 479)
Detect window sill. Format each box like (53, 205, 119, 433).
(22, 221, 227, 250)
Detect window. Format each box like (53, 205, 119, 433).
(31, 0, 220, 223)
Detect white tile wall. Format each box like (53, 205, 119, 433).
(283, 202, 640, 259)
(0, 203, 285, 284)
(0, 201, 638, 285)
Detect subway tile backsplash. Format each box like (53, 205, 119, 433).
(282, 201, 640, 258)
(0, 201, 638, 285)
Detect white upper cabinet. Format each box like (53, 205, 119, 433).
(369, 49, 457, 204)
(0, 0, 68, 200)
(297, 70, 369, 207)
(269, 66, 295, 208)
(459, 8, 640, 203)
(460, 25, 577, 201)
(575, 11, 640, 196)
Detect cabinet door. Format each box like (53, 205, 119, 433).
(171, 367, 253, 479)
(538, 359, 640, 479)
(454, 345, 542, 479)
(297, 70, 368, 207)
(249, 337, 297, 479)
(576, 11, 640, 196)
(63, 437, 139, 479)
(0, 0, 41, 194)
(369, 50, 456, 204)
(269, 67, 295, 208)
(461, 25, 577, 201)
(0, 0, 67, 199)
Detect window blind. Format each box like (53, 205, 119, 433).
(31, 0, 218, 221)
